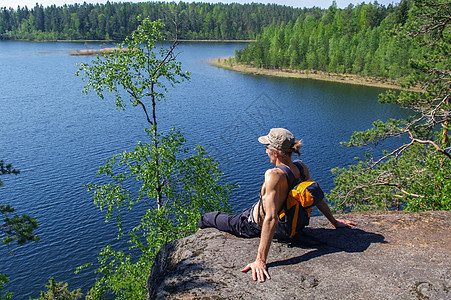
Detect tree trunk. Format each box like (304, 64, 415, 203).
(150, 82, 162, 209)
(443, 97, 449, 146)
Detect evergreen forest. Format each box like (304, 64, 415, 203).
(0, 1, 305, 41)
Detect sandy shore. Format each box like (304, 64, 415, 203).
(179, 39, 254, 42)
(209, 57, 408, 90)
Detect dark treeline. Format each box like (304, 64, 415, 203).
(0, 1, 306, 41)
(235, 0, 417, 80)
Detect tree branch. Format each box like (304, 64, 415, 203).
(340, 180, 425, 209)
(368, 140, 414, 170)
(138, 99, 153, 125)
(408, 130, 451, 159)
(151, 40, 179, 79)
(366, 127, 450, 172)
(126, 90, 153, 125)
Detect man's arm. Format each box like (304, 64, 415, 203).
(300, 162, 354, 228)
(316, 199, 356, 228)
(241, 169, 281, 282)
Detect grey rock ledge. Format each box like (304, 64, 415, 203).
(146, 211, 451, 299)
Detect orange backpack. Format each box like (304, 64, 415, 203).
(276, 161, 324, 239)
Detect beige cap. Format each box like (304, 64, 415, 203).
(258, 128, 295, 151)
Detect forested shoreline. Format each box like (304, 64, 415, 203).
(235, 1, 415, 81)
(0, 1, 305, 41)
(1, 1, 417, 83)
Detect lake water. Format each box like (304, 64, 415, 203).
(0, 41, 410, 298)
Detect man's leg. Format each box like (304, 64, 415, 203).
(198, 207, 260, 238)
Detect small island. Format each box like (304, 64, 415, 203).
(70, 47, 127, 56)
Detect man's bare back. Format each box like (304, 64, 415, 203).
(253, 161, 310, 226)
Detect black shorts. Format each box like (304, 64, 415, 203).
(198, 207, 292, 240)
(198, 207, 261, 238)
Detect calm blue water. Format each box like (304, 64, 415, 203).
(0, 41, 410, 298)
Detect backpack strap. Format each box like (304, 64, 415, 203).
(277, 161, 311, 214)
(276, 160, 306, 188)
(293, 160, 306, 182)
(276, 164, 296, 188)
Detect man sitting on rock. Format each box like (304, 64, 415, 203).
(198, 128, 356, 282)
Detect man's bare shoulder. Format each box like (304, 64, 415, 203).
(264, 168, 285, 182)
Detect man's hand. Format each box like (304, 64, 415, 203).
(333, 219, 356, 228)
(241, 260, 270, 282)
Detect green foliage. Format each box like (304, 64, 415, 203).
(77, 16, 191, 210)
(76, 17, 233, 298)
(77, 17, 189, 126)
(0, 272, 12, 300)
(344, 119, 407, 147)
(1, 161, 38, 247)
(82, 128, 232, 299)
(328, 0, 450, 213)
(0, 160, 19, 181)
(1, 162, 39, 247)
(33, 278, 82, 300)
(0, 204, 40, 245)
(0, 161, 39, 299)
(88, 130, 233, 298)
(377, 0, 450, 145)
(330, 143, 451, 212)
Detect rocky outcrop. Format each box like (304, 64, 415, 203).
(146, 211, 450, 299)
